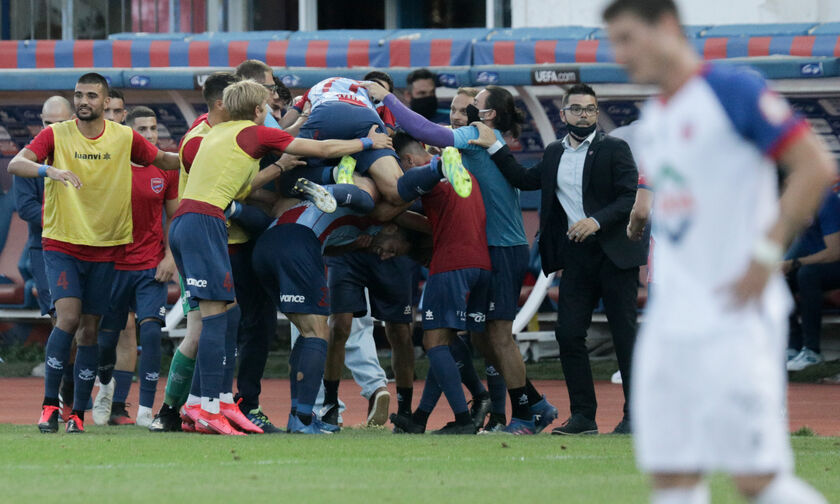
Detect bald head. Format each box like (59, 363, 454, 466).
(42, 96, 73, 127)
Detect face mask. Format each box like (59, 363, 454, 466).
(566, 122, 597, 141)
(465, 104, 481, 125)
(410, 95, 439, 120)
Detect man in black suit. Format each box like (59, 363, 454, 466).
(472, 83, 647, 435)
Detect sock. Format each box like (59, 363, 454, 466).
(71, 345, 98, 412)
(289, 337, 304, 412)
(138, 321, 162, 409)
(508, 386, 531, 421)
(486, 363, 507, 415)
(754, 474, 827, 504)
(60, 363, 75, 405)
(323, 379, 340, 407)
(396, 386, 414, 416)
(43, 327, 74, 401)
(295, 338, 328, 424)
(201, 396, 219, 415)
(189, 357, 202, 401)
(186, 394, 200, 406)
(426, 345, 469, 416)
(327, 184, 375, 213)
(524, 378, 543, 407)
(450, 335, 487, 398)
(113, 370, 134, 404)
(397, 159, 443, 202)
(163, 348, 196, 408)
(222, 305, 241, 395)
(417, 368, 442, 418)
(651, 482, 710, 504)
(197, 313, 226, 411)
(230, 202, 273, 235)
(97, 329, 119, 385)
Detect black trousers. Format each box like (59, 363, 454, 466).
(230, 240, 277, 412)
(554, 239, 638, 421)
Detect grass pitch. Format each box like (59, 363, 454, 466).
(1, 425, 838, 503)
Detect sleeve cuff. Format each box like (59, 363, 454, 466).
(591, 217, 600, 229)
(487, 140, 505, 155)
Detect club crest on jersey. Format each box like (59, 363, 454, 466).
(151, 177, 165, 193)
(653, 164, 694, 243)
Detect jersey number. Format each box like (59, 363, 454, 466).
(318, 287, 329, 307)
(56, 271, 69, 290)
(223, 272, 233, 292)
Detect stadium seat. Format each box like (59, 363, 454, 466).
(810, 23, 840, 36)
(488, 26, 597, 41)
(700, 23, 816, 38)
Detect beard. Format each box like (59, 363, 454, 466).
(75, 106, 101, 122)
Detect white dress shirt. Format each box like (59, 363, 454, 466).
(556, 130, 598, 231)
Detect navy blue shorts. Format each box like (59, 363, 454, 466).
(487, 245, 529, 321)
(326, 251, 413, 323)
(169, 213, 235, 303)
(300, 101, 398, 173)
(253, 223, 329, 316)
(43, 250, 115, 316)
(28, 248, 52, 316)
(419, 268, 490, 332)
(100, 268, 168, 331)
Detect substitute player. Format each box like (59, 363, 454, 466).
(169, 80, 390, 435)
(9, 72, 179, 434)
(604, 1, 832, 503)
(92, 106, 179, 428)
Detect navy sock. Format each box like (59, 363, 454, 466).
(113, 370, 133, 404)
(289, 337, 304, 411)
(295, 338, 327, 423)
(426, 345, 469, 415)
(60, 363, 74, 406)
(43, 327, 74, 401)
(397, 159, 443, 202)
(486, 363, 507, 415)
(231, 203, 273, 236)
(450, 335, 487, 398)
(222, 305, 241, 395)
(508, 386, 530, 421)
(97, 329, 119, 385)
(525, 378, 542, 406)
(198, 313, 226, 403)
(138, 321, 162, 408)
(417, 367, 442, 415)
(328, 184, 375, 213)
(323, 379, 340, 407)
(189, 358, 202, 398)
(72, 345, 98, 412)
(396, 386, 413, 416)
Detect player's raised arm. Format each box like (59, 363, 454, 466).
(362, 81, 456, 148)
(153, 150, 181, 171)
(8, 148, 81, 189)
(284, 125, 392, 159)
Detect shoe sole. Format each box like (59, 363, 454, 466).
(335, 156, 357, 185)
(367, 391, 390, 426)
(38, 424, 57, 433)
(293, 178, 337, 214)
(551, 429, 598, 436)
(441, 147, 472, 198)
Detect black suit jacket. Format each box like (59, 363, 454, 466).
(490, 132, 648, 274)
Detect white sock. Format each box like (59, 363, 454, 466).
(201, 397, 219, 414)
(137, 405, 152, 416)
(652, 482, 709, 504)
(185, 394, 200, 406)
(753, 474, 827, 504)
(219, 392, 234, 404)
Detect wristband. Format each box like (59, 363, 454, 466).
(360, 137, 374, 150)
(752, 237, 783, 268)
(37, 164, 49, 177)
(487, 140, 505, 155)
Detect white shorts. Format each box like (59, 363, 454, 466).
(632, 312, 793, 474)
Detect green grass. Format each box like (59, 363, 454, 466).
(1, 425, 838, 503)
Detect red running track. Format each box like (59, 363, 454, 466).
(1, 378, 838, 435)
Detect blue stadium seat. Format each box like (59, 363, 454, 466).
(388, 28, 493, 42)
(590, 25, 708, 39)
(488, 26, 597, 41)
(810, 23, 840, 35)
(700, 23, 815, 38)
(289, 29, 394, 42)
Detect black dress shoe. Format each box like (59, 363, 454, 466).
(610, 416, 631, 435)
(551, 414, 598, 435)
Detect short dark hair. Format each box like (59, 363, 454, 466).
(77, 72, 110, 94)
(392, 131, 426, 157)
(563, 83, 598, 106)
(203, 72, 240, 106)
(273, 75, 292, 105)
(406, 68, 436, 89)
(108, 88, 125, 102)
(364, 71, 394, 93)
(126, 105, 156, 126)
(234, 59, 272, 81)
(483, 86, 525, 139)
(603, 0, 680, 23)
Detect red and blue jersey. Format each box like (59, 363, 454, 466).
(295, 77, 377, 113)
(272, 202, 379, 251)
(118, 164, 179, 270)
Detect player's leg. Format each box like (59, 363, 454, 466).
(109, 315, 137, 426)
(132, 269, 168, 427)
(92, 270, 131, 426)
(323, 312, 352, 427)
(733, 473, 826, 503)
(39, 251, 84, 432)
(287, 313, 330, 434)
(344, 314, 389, 426)
(449, 333, 491, 428)
(649, 474, 708, 504)
(218, 301, 263, 433)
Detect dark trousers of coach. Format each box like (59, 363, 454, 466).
(489, 131, 648, 424)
